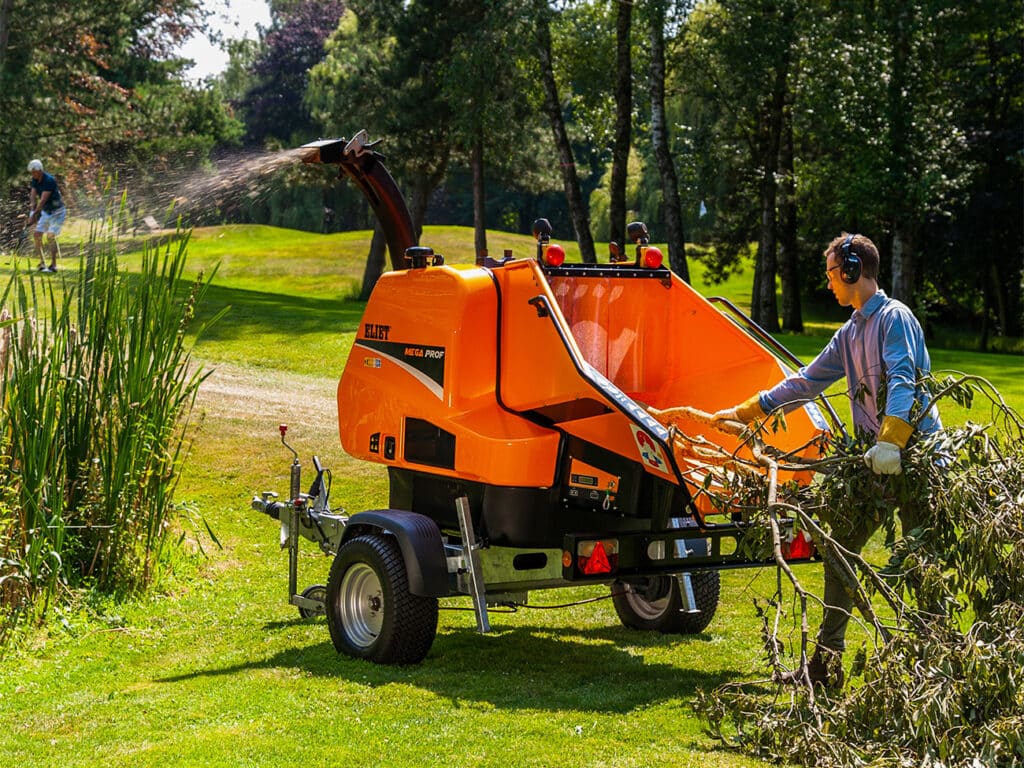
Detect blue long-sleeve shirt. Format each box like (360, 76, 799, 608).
(759, 291, 941, 438)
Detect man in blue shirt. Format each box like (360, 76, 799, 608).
(28, 159, 66, 273)
(714, 232, 941, 688)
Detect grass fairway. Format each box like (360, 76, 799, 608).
(0, 225, 1020, 768)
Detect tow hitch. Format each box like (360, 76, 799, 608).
(251, 424, 348, 618)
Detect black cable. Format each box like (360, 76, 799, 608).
(439, 590, 624, 613)
(440, 605, 518, 614)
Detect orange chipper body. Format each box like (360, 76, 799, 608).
(298, 132, 829, 571)
(338, 248, 826, 549)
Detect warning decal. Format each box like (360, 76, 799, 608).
(629, 424, 672, 476)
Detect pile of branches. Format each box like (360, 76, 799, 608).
(672, 376, 1023, 767)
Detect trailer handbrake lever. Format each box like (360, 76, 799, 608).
(307, 455, 331, 511)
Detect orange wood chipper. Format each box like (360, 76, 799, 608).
(252, 132, 838, 664)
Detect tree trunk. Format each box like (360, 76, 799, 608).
(990, 263, 1008, 342)
(890, 226, 916, 305)
(778, 97, 802, 332)
(979, 269, 992, 352)
(407, 157, 447, 242)
(408, 181, 430, 240)
(753, 170, 780, 332)
(609, 0, 633, 251)
(534, 4, 596, 263)
(359, 222, 388, 301)
(471, 129, 487, 257)
(751, 72, 788, 331)
(647, 2, 689, 282)
(885, 5, 917, 308)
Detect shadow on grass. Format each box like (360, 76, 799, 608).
(192, 282, 365, 342)
(1, 261, 367, 343)
(157, 619, 745, 713)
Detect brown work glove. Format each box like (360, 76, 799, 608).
(711, 393, 766, 425)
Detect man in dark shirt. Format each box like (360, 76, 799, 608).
(28, 159, 66, 272)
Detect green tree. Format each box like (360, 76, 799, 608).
(681, 0, 801, 331)
(0, 0, 209, 181)
(794, 0, 1013, 325)
(311, 0, 566, 284)
(533, 0, 598, 262)
(1, 0, 244, 236)
(240, 0, 345, 147)
(437, 0, 539, 257)
(218, 38, 262, 112)
(310, 0, 461, 291)
(641, 0, 692, 281)
(912, 1, 1023, 342)
(941, 2, 1023, 343)
(589, 147, 645, 243)
(608, 0, 633, 251)
(311, 0, 465, 231)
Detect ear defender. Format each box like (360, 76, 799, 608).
(840, 234, 862, 283)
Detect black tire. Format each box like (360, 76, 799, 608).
(612, 571, 720, 634)
(326, 534, 438, 664)
(612, 535, 721, 634)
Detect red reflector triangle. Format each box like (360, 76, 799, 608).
(583, 541, 612, 574)
(785, 532, 814, 560)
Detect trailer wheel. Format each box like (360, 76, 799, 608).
(298, 584, 327, 619)
(612, 534, 721, 635)
(326, 534, 438, 664)
(612, 570, 720, 634)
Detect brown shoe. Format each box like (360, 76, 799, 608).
(777, 647, 844, 690)
(808, 647, 844, 689)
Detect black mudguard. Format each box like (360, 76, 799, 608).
(341, 510, 449, 597)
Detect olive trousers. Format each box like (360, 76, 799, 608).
(815, 500, 927, 653)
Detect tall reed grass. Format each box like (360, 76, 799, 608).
(0, 228, 219, 650)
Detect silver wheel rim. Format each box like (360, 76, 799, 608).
(339, 562, 384, 648)
(623, 584, 669, 621)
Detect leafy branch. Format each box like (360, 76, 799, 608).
(652, 376, 1024, 766)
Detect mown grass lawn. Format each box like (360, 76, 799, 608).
(0, 225, 1020, 767)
